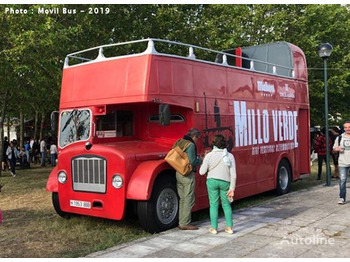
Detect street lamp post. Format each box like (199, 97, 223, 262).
(317, 43, 333, 186)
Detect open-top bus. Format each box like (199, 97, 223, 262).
(46, 38, 310, 233)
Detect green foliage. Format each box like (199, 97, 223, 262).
(0, 4, 349, 129)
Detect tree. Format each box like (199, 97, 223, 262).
(1, 3, 349, 143)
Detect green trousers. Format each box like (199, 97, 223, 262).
(206, 178, 233, 229)
(176, 172, 195, 226)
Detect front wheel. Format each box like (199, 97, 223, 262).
(137, 175, 179, 233)
(276, 159, 292, 195)
(52, 192, 71, 219)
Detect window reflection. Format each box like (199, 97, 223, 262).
(59, 110, 91, 147)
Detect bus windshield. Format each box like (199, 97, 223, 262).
(59, 109, 91, 148)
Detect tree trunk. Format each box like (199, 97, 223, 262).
(19, 110, 24, 148)
(0, 89, 9, 176)
(40, 113, 45, 141)
(0, 115, 5, 177)
(6, 116, 10, 141)
(34, 110, 38, 140)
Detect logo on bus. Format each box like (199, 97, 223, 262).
(234, 101, 298, 156)
(257, 81, 275, 97)
(279, 84, 295, 99)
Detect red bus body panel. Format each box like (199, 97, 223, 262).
(47, 40, 310, 220)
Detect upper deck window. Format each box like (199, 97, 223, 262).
(96, 110, 133, 138)
(59, 109, 91, 148)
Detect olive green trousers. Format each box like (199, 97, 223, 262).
(176, 172, 195, 226)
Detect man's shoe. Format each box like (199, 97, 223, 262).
(178, 225, 199, 230)
(338, 198, 345, 205)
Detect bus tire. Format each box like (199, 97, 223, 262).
(137, 175, 179, 233)
(52, 192, 71, 219)
(276, 159, 292, 195)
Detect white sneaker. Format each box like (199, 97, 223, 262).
(338, 198, 345, 205)
(209, 228, 218, 235)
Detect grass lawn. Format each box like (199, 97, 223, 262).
(0, 165, 150, 258)
(0, 161, 328, 257)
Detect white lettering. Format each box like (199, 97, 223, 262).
(37, 7, 59, 14)
(252, 146, 259, 155)
(293, 111, 298, 147)
(272, 110, 278, 142)
(234, 101, 248, 147)
(260, 145, 275, 154)
(63, 8, 77, 14)
(278, 111, 283, 141)
(235, 102, 269, 147)
(257, 81, 275, 93)
(248, 109, 252, 145)
(288, 111, 294, 140)
(283, 111, 289, 140)
(263, 110, 269, 143)
(234, 101, 299, 152)
(281, 235, 335, 245)
(5, 8, 28, 14)
(251, 109, 257, 145)
(257, 110, 263, 144)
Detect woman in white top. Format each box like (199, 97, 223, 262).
(199, 134, 236, 235)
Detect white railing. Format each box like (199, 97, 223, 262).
(64, 38, 295, 78)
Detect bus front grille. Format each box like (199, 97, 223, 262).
(71, 156, 107, 193)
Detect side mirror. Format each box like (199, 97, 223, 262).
(50, 111, 59, 131)
(159, 104, 170, 126)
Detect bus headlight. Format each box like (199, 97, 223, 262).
(58, 171, 67, 184)
(112, 175, 123, 189)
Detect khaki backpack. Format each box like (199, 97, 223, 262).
(165, 140, 193, 175)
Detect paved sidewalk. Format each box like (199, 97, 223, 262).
(87, 182, 350, 258)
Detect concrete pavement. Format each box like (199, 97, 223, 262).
(87, 181, 350, 258)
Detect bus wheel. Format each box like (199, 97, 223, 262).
(52, 192, 71, 219)
(276, 159, 292, 195)
(137, 175, 179, 233)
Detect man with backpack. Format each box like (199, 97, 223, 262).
(173, 128, 202, 230)
(333, 120, 350, 205)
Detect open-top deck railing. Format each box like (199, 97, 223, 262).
(64, 38, 295, 78)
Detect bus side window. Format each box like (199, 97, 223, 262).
(117, 111, 133, 136)
(97, 110, 134, 137)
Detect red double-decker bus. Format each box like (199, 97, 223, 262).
(46, 39, 310, 233)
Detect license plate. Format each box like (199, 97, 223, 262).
(70, 200, 91, 209)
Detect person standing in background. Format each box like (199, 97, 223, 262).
(330, 127, 340, 179)
(50, 141, 58, 167)
(333, 121, 350, 205)
(2, 136, 9, 172)
(6, 141, 18, 177)
(40, 138, 46, 167)
(314, 128, 333, 180)
(24, 140, 31, 168)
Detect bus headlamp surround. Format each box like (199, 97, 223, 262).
(112, 175, 123, 189)
(58, 171, 67, 184)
